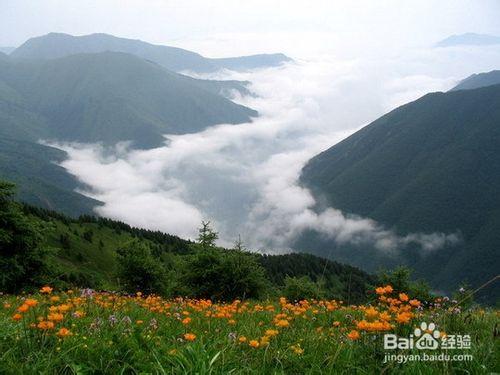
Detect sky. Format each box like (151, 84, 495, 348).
(1, 0, 500, 57)
(3, 1, 500, 252)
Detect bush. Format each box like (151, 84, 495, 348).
(116, 240, 169, 294)
(282, 276, 324, 301)
(183, 249, 268, 300)
(0, 181, 55, 292)
(378, 266, 432, 302)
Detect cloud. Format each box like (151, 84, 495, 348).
(50, 44, 499, 254)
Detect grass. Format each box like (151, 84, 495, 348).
(0, 286, 497, 374)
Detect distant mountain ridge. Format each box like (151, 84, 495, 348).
(0, 51, 257, 148)
(300, 83, 500, 302)
(450, 70, 500, 91)
(0, 46, 259, 215)
(11, 33, 292, 73)
(0, 47, 15, 55)
(435, 33, 500, 47)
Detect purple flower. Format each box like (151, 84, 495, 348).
(81, 288, 95, 298)
(108, 315, 118, 325)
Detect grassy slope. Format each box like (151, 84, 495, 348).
(23, 206, 374, 301)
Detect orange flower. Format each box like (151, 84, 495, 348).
(40, 286, 53, 294)
(181, 317, 191, 325)
(238, 336, 247, 343)
(25, 299, 38, 307)
(265, 329, 279, 337)
(399, 293, 409, 302)
(228, 319, 236, 325)
(57, 304, 71, 312)
(365, 307, 378, 319)
(379, 311, 392, 321)
(347, 330, 360, 340)
(17, 304, 29, 313)
(136, 320, 144, 325)
(249, 340, 260, 348)
(384, 285, 393, 294)
(275, 319, 289, 328)
(332, 321, 341, 327)
(409, 299, 421, 307)
(12, 313, 22, 321)
(184, 333, 196, 341)
(50, 296, 60, 302)
(48, 313, 64, 322)
(375, 287, 386, 295)
(56, 327, 72, 337)
(37, 321, 55, 330)
(396, 312, 412, 324)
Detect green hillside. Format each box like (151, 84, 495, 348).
(0, 138, 99, 216)
(300, 84, 500, 302)
(0, 185, 374, 303)
(0, 52, 257, 148)
(11, 33, 291, 73)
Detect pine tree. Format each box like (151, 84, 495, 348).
(197, 221, 218, 250)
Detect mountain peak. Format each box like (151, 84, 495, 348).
(450, 70, 500, 91)
(435, 33, 500, 47)
(11, 32, 292, 73)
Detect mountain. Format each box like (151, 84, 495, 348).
(11, 33, 292, 73)
(300, 84, 500, 302)
(0, 138, 100, 216)
(435, 33, 500, 47)
(450, 70, 500, 91)
(212, 53, 293, 71)
(0, 51, 257, 148)
(0, 47, 15, 55)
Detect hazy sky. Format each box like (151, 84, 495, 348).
(1, 0, 500, 57)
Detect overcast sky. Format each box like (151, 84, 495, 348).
(1, 0, 500, 57)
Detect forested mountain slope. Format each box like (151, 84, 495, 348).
(300, 84, 500, 302)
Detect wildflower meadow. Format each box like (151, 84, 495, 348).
(0, 285, 497, 374)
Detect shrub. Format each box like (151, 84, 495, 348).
(282, 276, 324, 301)
(0, 181, 55, 292)
(378, 266, 432, 302)
(116, 240, 169, 294)
(183, 249, 268, 300)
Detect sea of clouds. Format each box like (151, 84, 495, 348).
(50, 44, 500, 253)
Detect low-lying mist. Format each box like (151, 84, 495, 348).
(50, 44, 500, 253)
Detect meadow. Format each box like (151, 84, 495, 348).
(0, 285, 497, 374)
